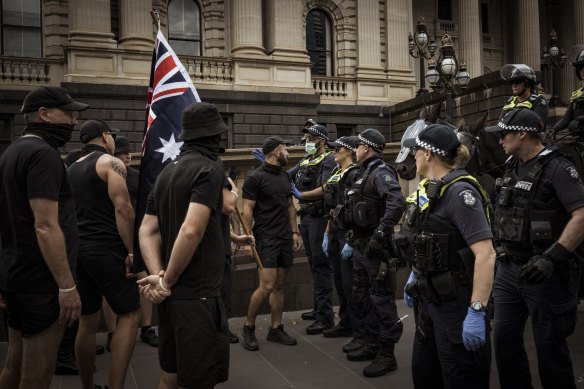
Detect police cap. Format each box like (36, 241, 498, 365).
(403, 124, 460, 158)
(302, 124, 329, 141)
(485, 108, 544, 134)
(327, 136, 357, 151)
(357, 128, 385, 151)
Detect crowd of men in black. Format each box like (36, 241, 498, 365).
(0, 51, 583, 389)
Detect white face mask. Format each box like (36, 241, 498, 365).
(305, 142, 318, 155)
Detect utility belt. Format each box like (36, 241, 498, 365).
(298, 201, 325, 217)
(495, 245, 531, 265)
(405, 270, 468, 305)
(407, 232, 464, 273)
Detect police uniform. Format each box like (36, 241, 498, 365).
(397, 125, 494, 388)
(552, 86, 584, 134)
(499, 63, 549, 123)
(288, 124, 337, 331)
(323, 136, 359, 336)
(343, 128, 405, 377)
(486, 108, 584, 389)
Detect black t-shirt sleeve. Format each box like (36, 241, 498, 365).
(550, 159, 584, 213)
(26, 148, 65, 201)
(242, 173, 260, 201)
(446, 182, 493, 245)
(190, 165, 223, 209)
(145, 191, 157, 215)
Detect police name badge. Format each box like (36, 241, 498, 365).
(459, 190, 477, 207)
(567, 166, 580, 180)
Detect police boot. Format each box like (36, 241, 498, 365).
(363, 339, 397, 377)
(347, 338, 378, 361)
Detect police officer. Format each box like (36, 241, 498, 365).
(485, 108, 584, 389)
(551, 45, 584, 135)
(399, 124, 495, 388)
(341, 128, 405, 377)
(288, 124, 337, 334)
(499, 64, 549, 123)
(294, 136, 360, 338)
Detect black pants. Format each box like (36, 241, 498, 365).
(329, 228, 358, 331)
(412, 282, 491, 389)
(352, 248, 402, 342)
(221, 255, 232, 318)
(300, 215, 333, 323)
(493, 260, 579, 389)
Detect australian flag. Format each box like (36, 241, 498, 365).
(133, 30, 200, 272)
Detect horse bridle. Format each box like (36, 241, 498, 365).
(457, 128, 481, 170)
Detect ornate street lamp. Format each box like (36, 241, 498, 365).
(424, 33, 471, 119)
(408, 15, 437, 96)
(541, 29, 567, 106)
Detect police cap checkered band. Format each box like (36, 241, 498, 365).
(357, 128, 385, 150)
(302, 124, 329, 140)
(484, 108, 544, 133)
(358, 134, 382, 148)
(403, 124, 460, 158)
(327, 136, 357, 151)
(414, 136, 448, 156)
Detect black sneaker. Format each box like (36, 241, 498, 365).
(140, 327, 159, 347)
(242, 324, 259, 351)
(323, 324, 352, 338)
(306, 320, 333, 335)
(301, 310, 316, 321)
(266, 325, 297, 346)
(228, 329, 239, 344)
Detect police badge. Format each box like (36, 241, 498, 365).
(566, 166, 580, 180)
(459, 190, 477, 207)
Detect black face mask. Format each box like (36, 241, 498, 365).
(23, 122, 75, 149)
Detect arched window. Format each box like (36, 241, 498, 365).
(306, 9, 333, 76)
(168, 0, 201, 56)
(1, 0, 42, 57)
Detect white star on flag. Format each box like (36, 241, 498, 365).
(155, 133, 183, 163)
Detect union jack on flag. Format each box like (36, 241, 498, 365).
(133, 30, 200, 271)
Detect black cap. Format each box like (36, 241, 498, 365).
(302, 124, 329, 141)
(357, 128, 386, 150)
(114, 135, 132, 154)
(403, 124, 460, 158)
(327, 136, 357, 151)
(304, 118, 318, 127)
(262, 135, 291, 155)
(21, 86, 89, 113)
(79, 120, 117, 144)
(179, 102, 228, 141)
(64, 148, 82, 167)
(484, 108, 544, 134)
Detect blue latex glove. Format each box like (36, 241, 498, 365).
(291, 183, 302, 199)
(252, 148, 265, 163)
(322, 233, 330, 257)
(341, 243, 353, 261)
(462, 307, 486, 352)
(404, 271, 416, 309)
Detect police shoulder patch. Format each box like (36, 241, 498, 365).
(458, 189, 477, 208)
(383, 174, 393, 183)
(566, 166, 580, 180)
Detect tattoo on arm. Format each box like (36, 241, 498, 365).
(110, 158, 127, 179)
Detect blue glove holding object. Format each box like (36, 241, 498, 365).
(322, 233, 330, 257)
(404, 271, 416, 309)
(252, 148, 265, 163)
(341, 243, 353, 261)
(291, 183, 302, 199)
(462, 307, 486, 352)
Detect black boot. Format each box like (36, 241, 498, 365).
(363, 339, 397, 377)
(342, 337, 366, 353)
(347, 338, 379, 361)
(242, 324, 259, 351)
(54, 349, 79, 375)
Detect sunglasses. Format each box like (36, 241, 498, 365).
(499, 130, 513, 139)
(511, 80, 524, 85)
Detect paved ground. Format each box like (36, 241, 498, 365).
(1, 301, 583, 389)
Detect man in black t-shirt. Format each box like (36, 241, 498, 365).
(0, 86, 85, 388)
(138, 102, 229, 388)
(240, 136, 303, 351)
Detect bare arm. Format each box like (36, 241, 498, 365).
(163, 202, 212, 288)
(30, 198, 81, 325)
(288, 197, 302, 250)
(222, 177, 238, 215)
(557, 207, 584, 252)
(469, 239, 496, 306)
(139, 214, 164, 275)
(242, 198, 256, 237)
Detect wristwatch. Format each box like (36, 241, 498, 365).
(470, 300, 487, 312)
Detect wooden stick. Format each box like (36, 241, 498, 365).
(234, 204, 263, 270)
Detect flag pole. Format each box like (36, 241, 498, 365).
(234, 204, 264, 270)
(150, 9, 161, 32)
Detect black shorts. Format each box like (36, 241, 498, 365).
(256, 238, 294, 268)
(158, 297, 229, 387)
(6, 292, 59, 337)
(76, 248, 140, 316)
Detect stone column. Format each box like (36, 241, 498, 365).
(264, 0, 306, 59)
(513, 0, 541, 70)
(458, 0, 482, 78)
(230, 0, 264, 56)
(357, 0, 382, 73)
(68, 0, 116, 48)
(576, 0, 584, 43)
(119, 0, 154, 50)
(385, 0, 412, 71)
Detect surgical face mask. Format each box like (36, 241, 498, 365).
(305, 142, 318, 155)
